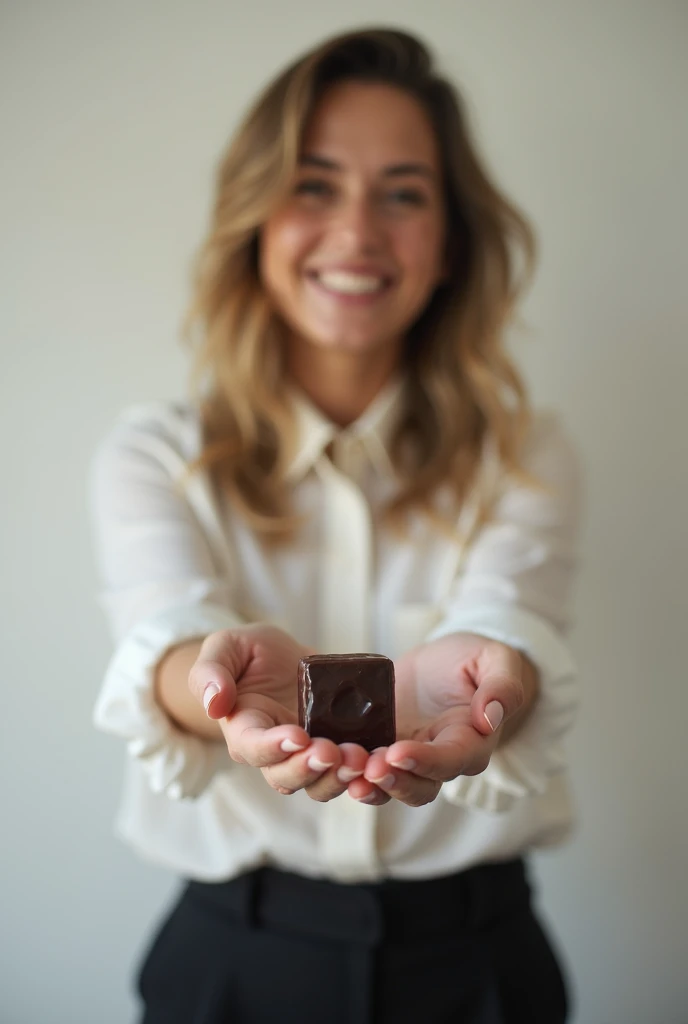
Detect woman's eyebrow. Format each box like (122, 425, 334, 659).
(300, 153, 436, 179)
(383, 162, 436, 180)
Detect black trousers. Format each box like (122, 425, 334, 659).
(136, 859, 569, 1024)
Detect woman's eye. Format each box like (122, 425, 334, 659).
(292, 181, 428, 207)
(386, 189, 427, 207)
(294, 179, 333, 198)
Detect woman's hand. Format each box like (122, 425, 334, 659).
(347, 633, 534, 808)
(188, 625, 369, 800)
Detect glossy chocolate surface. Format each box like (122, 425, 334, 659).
(298, 654, 396, 751)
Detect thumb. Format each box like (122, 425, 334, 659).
(469, 645, 525, 737)
(188, 658, 238, 719)
(188, 628, 246, 719)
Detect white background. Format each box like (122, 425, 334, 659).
(2, 2, 686, 1022)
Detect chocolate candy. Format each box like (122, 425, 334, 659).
(297, 654, 396, 751)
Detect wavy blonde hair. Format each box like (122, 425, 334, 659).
(184, 27, 537, 540)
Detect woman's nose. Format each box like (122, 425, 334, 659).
(330, 197, 386, 253)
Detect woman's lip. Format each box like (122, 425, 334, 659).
(306, 273, 393, 304)
(307, 269, 395, 285)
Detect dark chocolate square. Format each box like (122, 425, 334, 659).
(297, 654, 396, 751)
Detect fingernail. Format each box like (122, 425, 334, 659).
(390, 758, 417, 771)
(337, 766, 364, 783)
(372, 773, 396, 790)
(307, 757, 335, 772)
(358, 793, 380, 804)
(203, 682, 221, 714)
(484, 700, 504, 731)
(280, 738, 307, 752)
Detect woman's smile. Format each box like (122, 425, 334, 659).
(305, 266, 394, 304)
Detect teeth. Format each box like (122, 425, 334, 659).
(316, 270, 386, 295)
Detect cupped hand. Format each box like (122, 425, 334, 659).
(188, 625, 369, 800)
(347, 632, 527, 808)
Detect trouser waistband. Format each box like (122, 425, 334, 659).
(186, 858, 530, 947)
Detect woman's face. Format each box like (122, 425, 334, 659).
(259, 81, 447, 367)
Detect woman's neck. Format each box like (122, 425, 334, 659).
(286, 342, 402, 428)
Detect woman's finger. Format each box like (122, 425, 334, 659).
(363, 748, 441, 806)
(188, 627, 267, 720)
(346, 775, 391, 806)
(188, 657, 238, 720)
(384, 720, 494, 782)
(470, 645, 525, 736)
(219, 708, 311, 767)
(261, 738, 342, 793)
(303, 743, 368, 803)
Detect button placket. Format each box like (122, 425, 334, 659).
(332, 436, 366, 484)
(314, 455, 381, 880)
(316, 455, 372, 654)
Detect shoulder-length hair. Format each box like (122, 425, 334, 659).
(184, 27, 537, 539)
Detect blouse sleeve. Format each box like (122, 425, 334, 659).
(88, 403, 245, 800)
(429, 413, 584, 813)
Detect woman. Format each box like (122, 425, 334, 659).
(90, 26, 581, 1024)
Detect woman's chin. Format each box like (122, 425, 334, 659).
(297, 327, 400, 359)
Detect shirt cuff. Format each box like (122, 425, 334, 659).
(426, 604, 578, 813)
(93, 602, 244, 800)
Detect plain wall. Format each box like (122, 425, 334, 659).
(2, 2, 686, 1022)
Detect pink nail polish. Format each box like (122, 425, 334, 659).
(280, 739, 306, 753)
(484, 701, 504, 731)
(337, 767, 364, 783)
(373, 773, 396, 790)
(203, 682, 221, 714)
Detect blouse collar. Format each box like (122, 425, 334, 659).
(284, 375, 405, 484)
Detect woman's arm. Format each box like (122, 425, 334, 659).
(90, 405, 246, 798)
(346, 414, 582, 811)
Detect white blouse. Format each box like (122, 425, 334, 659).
(89, 379, 582, 883)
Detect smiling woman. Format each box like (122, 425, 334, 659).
(90, 26, 580, 1024)
(262, 81, 447, 425)
(184, 29, 536, 539)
